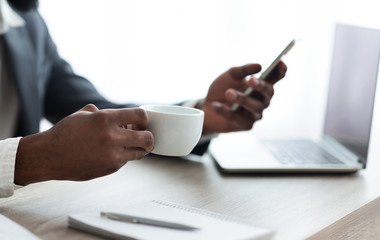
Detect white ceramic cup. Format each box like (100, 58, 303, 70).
(139, 104, 204, 156)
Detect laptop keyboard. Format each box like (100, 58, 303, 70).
(262, 139, 344, 165)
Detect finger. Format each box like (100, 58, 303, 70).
(109, 108, 149, 129)
(247, 77, 275, 107)
(225, 89, 265, 113)
(122, 147, 149, 161)
(229, 63, 262, 80)
(79, 104, 99, 113)
(122, 129, 154, 152)
(211, 102, 255, 131)
(123, 124, 144, 130)
(265, 61, 287, 84)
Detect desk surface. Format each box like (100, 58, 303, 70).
(1, 153, 380, 240)
(309, 195, 380, 239)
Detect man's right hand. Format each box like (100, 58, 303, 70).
(14, 104, 154, 185)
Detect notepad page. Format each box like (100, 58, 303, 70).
(0, 214, 40, 240)
(68, 200, 274, 240)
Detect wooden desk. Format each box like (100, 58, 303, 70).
(308, 196, 380, 239)
(1, 153, 380, 240)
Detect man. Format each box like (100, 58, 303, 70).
(0, 0, 287, 197)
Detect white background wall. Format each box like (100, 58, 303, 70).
(38, 0, 380, 163)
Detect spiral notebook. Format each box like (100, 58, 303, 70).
(68, 200, 274, 240)
(0, 214, 40, 240)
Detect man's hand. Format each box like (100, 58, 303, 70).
(15, 104, 154, 185)
(199, 62, 287, 133)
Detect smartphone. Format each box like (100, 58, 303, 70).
(231, 39, 296, 111)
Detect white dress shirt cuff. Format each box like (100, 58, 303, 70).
(0, 137, 21, 198)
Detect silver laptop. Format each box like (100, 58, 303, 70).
(209, 23, 380, 173)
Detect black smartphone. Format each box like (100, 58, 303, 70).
(231, 39, 295, 111)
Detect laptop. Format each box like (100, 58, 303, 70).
(209, 23, 380, 173)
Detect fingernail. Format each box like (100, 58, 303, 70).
(255, 112, 262, 120)
(212, 102, 223, 112)
(279, 66, 287, 76)
(254, 78, 260, 86)
(228, 90, 238, 101)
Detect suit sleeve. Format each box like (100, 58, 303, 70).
(32, 9, 210, 155)
(22, 10, 134, 123)
(43, 34, 136, 123)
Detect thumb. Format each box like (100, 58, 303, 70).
(229, 63, 262, 80)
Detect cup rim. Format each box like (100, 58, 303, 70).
(139, 104, 204, 116)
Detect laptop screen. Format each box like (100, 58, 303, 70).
(323, 24, 380, 162)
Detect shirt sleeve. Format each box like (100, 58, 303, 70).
(181, 100, 219, 155)
(181, 99, 219, 141)
(0, 137, 21, 198)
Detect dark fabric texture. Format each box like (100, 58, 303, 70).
(4, 6, 209, 155)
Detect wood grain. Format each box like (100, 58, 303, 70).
(308, 196, 380, 240)
(1, 153, 380, 240)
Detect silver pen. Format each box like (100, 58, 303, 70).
(100, 212, 199, 231)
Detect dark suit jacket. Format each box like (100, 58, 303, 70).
(4, 7, 209, 155)
(4, 7, 132, 137)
